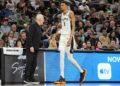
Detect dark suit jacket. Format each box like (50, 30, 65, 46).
(26, 22, 42, 50)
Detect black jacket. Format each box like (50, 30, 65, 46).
(26, 22, 42, 50)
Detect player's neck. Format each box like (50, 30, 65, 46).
(63, 9, 68, 15)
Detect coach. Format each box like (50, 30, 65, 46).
(24, 14, 44, 84)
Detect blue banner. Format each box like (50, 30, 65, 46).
(45, 52, 120, 82)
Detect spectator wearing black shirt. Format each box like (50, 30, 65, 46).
(72, 6, 81, 15)
(17, 0, 26, 13)
(84, 28, 92, 42)
(24, 14, 44, 84)
(0, 1, 4, 10)
(96, 1, 106, 12)
(90, 13, 99, 31)
(48, 3, 59, 16)
(41, 22, 51, 48)
(108, 20, 116, 33)
(17, 32, 26, 48)
(116, 25, 120, 42)
(76, 21, 84, 32)
(109, 31, 119, 48)
(36, 1, 46, 14)
(84, 20, 93, 32)
(85, 40, 92, 50)
(90, 32, 99, 49)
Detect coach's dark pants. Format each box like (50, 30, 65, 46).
(24, 49, 38, 80)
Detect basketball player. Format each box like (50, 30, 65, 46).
(53, 1, 87, 84)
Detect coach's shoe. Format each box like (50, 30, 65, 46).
(80, 69, 87, 83)
(31, 78, 39, 85)
(23, 79, 32, 84)
(54, 76, 66, 84)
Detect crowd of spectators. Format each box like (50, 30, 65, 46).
(0, 0, 120, 51)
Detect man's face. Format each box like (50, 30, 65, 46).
(21, 33, 26, 40)
(11, 26, 16, 32)
(86, 41, 91, 47)
(102, 30, 107, 36)
(40, 16, 44, 25)
(3, 21, 8, 26)
(110, 41, 116, 48)
(61, 3, 67, 11)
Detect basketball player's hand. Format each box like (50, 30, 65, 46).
(30, 46, 34, 53)
(67, 39, 71, 47)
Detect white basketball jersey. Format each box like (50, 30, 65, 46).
(61, 10, 71, 35)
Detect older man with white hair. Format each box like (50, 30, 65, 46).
(24, 14, 44, 84)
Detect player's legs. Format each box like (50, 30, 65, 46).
(66, 47, 83, 73)
(66, 47, 87, 82)
(54, 35, 66, 84)
(60, 50, 65, 78)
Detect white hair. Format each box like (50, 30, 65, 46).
(11, 24, 16, 27)
(36, 14, 44, 21)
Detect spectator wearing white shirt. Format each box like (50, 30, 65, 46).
(78, 0, 90, 18)
(31, 0, 40, 10)
(6, 0, 16, 11)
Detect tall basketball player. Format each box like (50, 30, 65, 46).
(54, 1, 87, 84)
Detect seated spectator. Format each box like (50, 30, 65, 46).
(17, 0, 26, 13)
(11, 24, 19, 39)
(81, 43, 87, 50)
(85, 40, 92, 50)
(108, 20, 116, 33)
(0, 34, 8, 47)
(90, 32, 99, 49)
(115, 8, 120, 24)
(98, 10, 106, 24)
(36, 1, 47, 14)
(109, 31, 119, 48)
(24, 2, 35, 18)
(31, 0, 40, 10)
(90, 13, 99, 31)
(109, 14, 115, 21)
(116, 25, 120, 43)
(41, 23, 51, 48)
(102, 20, 110, 33)
(48, 35, 57, 49)
(0, 1, 4, 23)
(99, 28, 110, 48)
(78, 0, 90, 18)
(17, 13, 30, 32)
(51, 21, 59, 34)
(48, 2, 59, 16)
(84, 28, 92, 42)
(0, 1, 4, 10)
(96, 41, 103, 50)
(16, 32, 26, 48)
(20, 23, 29, 36)
(0, 19, 10, 33)
(109, 40, 117, 50)
(1, 4, 14, 18)
(106, 4, 112, 13)
(6, 0, 16, 11)
(78, 28, 85, 43)
(84, 20, 93, 32)
(44, 9, 53, 24)
(7, 31, 16, 47)
(75, 15, 82, 28)
(76, 20, 84, 32)
(73, 6, 81, 15)
(96, 1, 106, 12)
(75, 32, 83, 49)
